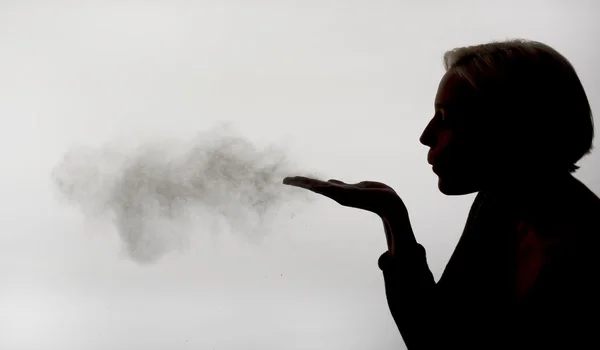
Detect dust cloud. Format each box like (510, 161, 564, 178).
(51, 124, 315, 263)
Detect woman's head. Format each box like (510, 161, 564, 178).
(420, 39, 594, 195)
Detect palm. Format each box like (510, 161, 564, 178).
(282, 176, 404, 217)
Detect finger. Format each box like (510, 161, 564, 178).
(327, 179, 346, 185)
(287, 179, 353, 201)
(357, 181, 391, 189)
(309, 183, 345, 196)
(283, 176, 328, 190)
(316, 186, 372, 209)
(284, 177, 363, 206)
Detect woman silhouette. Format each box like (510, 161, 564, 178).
(284, 39, 599, 349)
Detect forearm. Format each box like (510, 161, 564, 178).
(378, 207, 442, 348)
(380, 247, 441, 349)
(379, 220, 482, 348)
(382, 250, 467, 350)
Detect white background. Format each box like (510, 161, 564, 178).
(1, 0, 599, 349)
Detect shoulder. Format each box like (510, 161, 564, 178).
(544, 178, 600, 286)
(568, 177, 600, 242)
(536, 176, 600, 240)
(529, 177, 600, 280)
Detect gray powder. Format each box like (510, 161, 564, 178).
(52, 125, 315, 263)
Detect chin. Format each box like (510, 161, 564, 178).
(437, 176, 479, 196)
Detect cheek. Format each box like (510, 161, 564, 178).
(430, 130, 454, 164)
(434, 130, 482, 169)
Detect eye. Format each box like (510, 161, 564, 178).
(436, 111, 451, 126)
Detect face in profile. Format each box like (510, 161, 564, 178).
(420, 70, 491, 196)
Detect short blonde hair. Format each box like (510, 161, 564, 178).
(442, 39, 594, 173)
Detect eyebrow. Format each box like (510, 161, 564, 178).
(435, 103, 453, 110)
(436, 102, 472, 111)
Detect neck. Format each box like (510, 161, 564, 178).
(487, 168, 572, 193)
(481, 169, 575, 231)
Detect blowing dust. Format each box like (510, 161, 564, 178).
(51, 125, 316, 263)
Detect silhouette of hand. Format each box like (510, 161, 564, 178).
(282, 176, 407, 219)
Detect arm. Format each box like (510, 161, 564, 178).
(521, 234, 600, 349)
(378, 213, 445, 350)
(377, 192, 505, 349)
(377, 193, 489, 349)
(281, 176, 467, 347)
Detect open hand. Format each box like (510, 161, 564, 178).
(282, 176, 406, 218)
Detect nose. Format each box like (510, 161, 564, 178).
(420, 118, 436, 147)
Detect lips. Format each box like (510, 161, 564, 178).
(427, 151, 435, 166)
(429, 155, 445, 174)
(428, 150, 447, 171)
(427, 148, 449, 175)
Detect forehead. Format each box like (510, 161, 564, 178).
(434, 70, 479, 110)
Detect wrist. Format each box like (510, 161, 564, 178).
(383, 211, 416, 248)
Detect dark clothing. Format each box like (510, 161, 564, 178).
(378, 175, 600, 349)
